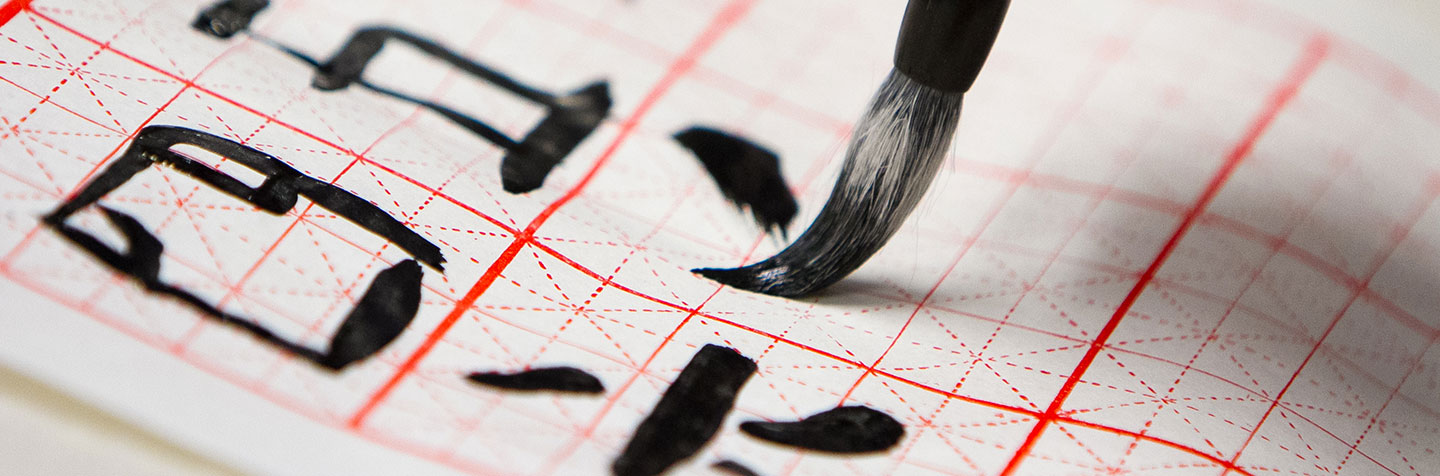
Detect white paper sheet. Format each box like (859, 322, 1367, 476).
(1, 0, 1437, 475)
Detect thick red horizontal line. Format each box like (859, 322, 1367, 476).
(524, 239, 1268, 472)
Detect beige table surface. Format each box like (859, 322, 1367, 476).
(3, 1, 1438, 475)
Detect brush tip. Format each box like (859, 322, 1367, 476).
(691, 266, 753, 287)
(692, 265, 808, 297)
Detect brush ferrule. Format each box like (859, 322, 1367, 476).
(893, 0, 1010, 93)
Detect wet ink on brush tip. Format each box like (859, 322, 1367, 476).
(692, 0, 1011, 298)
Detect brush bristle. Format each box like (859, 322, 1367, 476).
(694, 69, 964, 297)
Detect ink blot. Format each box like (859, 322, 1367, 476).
(44, 126, 441, 371)
(192, 0, 268, 38)
(712, 460, 763, 476)
(673, 127, 797, 236)
(738, 406, 904, 453)
(612, 344, 756, 476)
(466, 367, 604, 394)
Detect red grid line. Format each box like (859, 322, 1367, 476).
(1332, 337, 1438, 474)
(22, 1, 1440, 359)
(344, 0, 758, 430)
(801, 229, 1437, 426)
(1222, 157, 1440, 474)
(172, 16, 517, 356)
(0, 7, 253, 270)
(824, 0, 1163, 422)
(947, 158, 1440, 343)
(0, 0, 29, 29)
(998, 34, 1333, 476)
(4, 1, 1439, 475)
(525, 238, 1263, 475)
(23, 9, 524, 235)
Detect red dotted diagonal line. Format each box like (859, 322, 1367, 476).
(7, 2, 1440, 475)
(524, 227, 1264, 475)
(1221, 144, 1440, 474)
(998, 34, 1332, 476)
(343, 0, 758, 430)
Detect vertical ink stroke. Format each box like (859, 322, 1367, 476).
(43, 126, 441, 370)
(673, 127, 797, 236)
(612, 344, 757, 476)
(312, 27, 611, 194)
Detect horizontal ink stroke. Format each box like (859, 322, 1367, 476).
(44, 126, 441, 371)
(466, 366, 605, 394)
(191, 0, 612, 194)
(738, 406, 904, 453)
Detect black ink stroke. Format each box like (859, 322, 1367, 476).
(319, 259, 424, 369)
(192, 0, 268, 39)
(466, 366, 605, 394)
(691, 72, 963, 297)
(738, 406, 903, 453)
(43, 126, 442, 371)
(313, 27, 610, 193)
(673, 127, 797, 237)
(191, 1, 612, 194)
(712, 460, 763, 476)
(612, 344, 757, 476)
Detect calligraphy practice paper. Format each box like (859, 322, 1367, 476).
(1, 0, 1438, 475)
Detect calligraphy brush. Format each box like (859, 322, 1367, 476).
(695, 0, 1011, 297)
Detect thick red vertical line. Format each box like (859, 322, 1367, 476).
(0, 0, 31, 28)
(345, 0, 756, 429)
(998, 35, 1330, 476)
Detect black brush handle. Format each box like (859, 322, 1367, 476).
(893, 0, 1010, 93)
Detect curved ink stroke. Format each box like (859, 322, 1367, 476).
(738, 406, 904, 453)
(674, 127, 797, 237)
(43, 126, 440, 371)
(47, 125, 444, 270)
